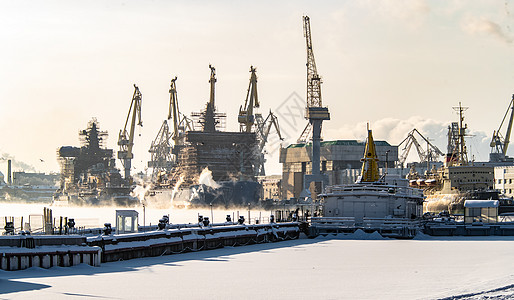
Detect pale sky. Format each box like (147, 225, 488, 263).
(1, 0, 513, 176)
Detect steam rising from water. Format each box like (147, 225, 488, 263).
(171, 176, 184, 203)
(131, 178, 151, 203)
(199, 167, 220, 189)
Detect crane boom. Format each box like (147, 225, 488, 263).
(209, 64, 216, 107)
(238, 66, 259, 133)
(490, 94, 514, 162)
(168, 77, 180, 144)
(503, 95, 514, 153)
(303, 15, 322, 109)
(118, 84, 143, 180)
(397, 128, 444, 168)
(253, 110, 283, 176)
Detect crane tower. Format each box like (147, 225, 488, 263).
(301, 16, 330, 195)
(118, 84, 143, 180)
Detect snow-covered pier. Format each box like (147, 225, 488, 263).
(424, 221, 514, 236)
(0, 235, 101, 271)
(0, 223, 300, 270)
(87, 223, 300, 263)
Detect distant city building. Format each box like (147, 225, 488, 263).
(257, 175, 282, 200)
(12, 172, 59, 186)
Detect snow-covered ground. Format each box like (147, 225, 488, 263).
(2, 232, 514, 299)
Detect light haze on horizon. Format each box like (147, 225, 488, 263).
(1, 0, 513, 175)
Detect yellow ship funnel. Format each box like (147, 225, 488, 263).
(358, 126, 380, 183)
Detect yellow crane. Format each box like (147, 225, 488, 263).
(490, 94, 514, 162)
(209, 64, 216, 107)
(238, 66, 259, 133)
(118, 84, 143, 181)
(148, 77, 192, 180)
(169, 77, 181, 144)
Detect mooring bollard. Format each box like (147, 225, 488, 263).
(103, 223, 112, 235)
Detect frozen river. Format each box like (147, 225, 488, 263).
(2, 204, 514, 299)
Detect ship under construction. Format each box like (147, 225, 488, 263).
(146, 65, 282, 208)
(54, 118, 138, 206)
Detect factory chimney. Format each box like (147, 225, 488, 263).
(7, 159, 12, 185)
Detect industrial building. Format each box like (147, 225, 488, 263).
(494, 166, 514, 197)
(11, 172, 59, 186)
(279, 140, 398, 199)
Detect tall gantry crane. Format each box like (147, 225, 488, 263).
(299, 16, 330, 194)
(238, 66, 259, 133)
(118, 84, 143, 181)
(490, 94, 514, 162)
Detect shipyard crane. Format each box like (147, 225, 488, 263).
(168, 77, 193, 145)
(169, 77, 180, 145)
(253, 111, 283, 175)
(490, 94, 514, 162)
(149, 77, 193, 179)
(299, 16, 330, 194)
(297, 16, 329, 145)
(148, 121, 173, 178)
(118, 84, 143, 181)
(197, 64, 220, 132)
(237, 66, 283, 175)
(256, 111, 283, 152)
(238, 66, 259, 133)
(209, 64, 216, 107)
(398, 128, 444, 169)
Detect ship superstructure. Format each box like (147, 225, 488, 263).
(54, 119, 137, 206)
(320, 128, 424, 224)
(146, 65, 282, 208)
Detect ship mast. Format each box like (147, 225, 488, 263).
(448, 102, 469, 166)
